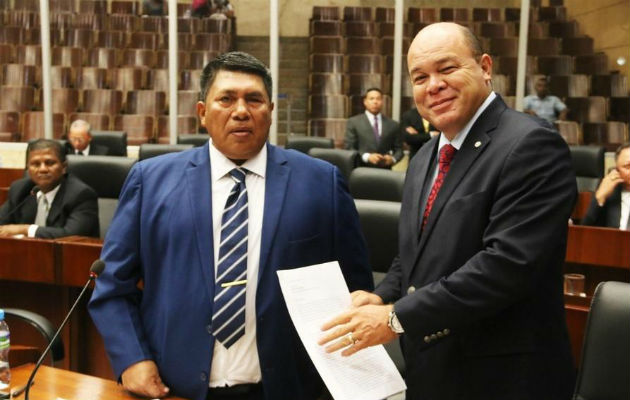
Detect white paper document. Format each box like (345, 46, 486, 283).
(277, 261, 406, 400)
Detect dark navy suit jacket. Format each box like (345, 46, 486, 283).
(374, 96, 577, 399)
(89, 143, 373, 400)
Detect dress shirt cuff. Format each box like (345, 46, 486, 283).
(27, 224, 38, 238)
(362, 153, 370, 163)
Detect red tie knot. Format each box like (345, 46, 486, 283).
(439, 144, 457, 166)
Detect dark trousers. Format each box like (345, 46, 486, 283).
(206, 383, 264, 400)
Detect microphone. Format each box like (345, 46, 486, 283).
(24, 260, 105, 400)
(0, 186, 40, 225)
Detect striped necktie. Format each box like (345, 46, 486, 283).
(212, 167, 248, 348)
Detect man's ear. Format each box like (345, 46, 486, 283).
(196, 101, 206, 125)
(480, 53, 493, 83)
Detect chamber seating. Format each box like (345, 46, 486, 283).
(569, 145, 605, 192)
(90, 130, 127, 156)
(138, 143, 193, 161)
(177, 134, 208, 147)
(349, 167, 405, 202)
(285, 135, 334, 154)
(308, 148, 359, 182)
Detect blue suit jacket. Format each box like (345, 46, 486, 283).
(89, 143, 373, 400)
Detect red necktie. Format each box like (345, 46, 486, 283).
(422, 144, 457, 230)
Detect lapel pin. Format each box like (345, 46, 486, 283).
(474, 141, 482, 148)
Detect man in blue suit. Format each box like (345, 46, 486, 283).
(89, 52, 373, 400)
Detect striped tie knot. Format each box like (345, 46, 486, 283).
(229, 167, 247, 183)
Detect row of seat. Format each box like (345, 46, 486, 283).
(0, 31, 232, 51)
(1, 1, 195, 17)
(0, 110, 200, 144)
(0, 65, 206, 93)
(556, 121, 629, 150)
(311, 5, 569, 23)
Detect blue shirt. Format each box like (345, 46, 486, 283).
(523, 95, 567, 123)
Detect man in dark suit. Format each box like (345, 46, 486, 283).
(583, 142, 630, 229)
(320, 23, 577, 400)
(400, 107, 438, 160)
(67, 119, 109, 156)
(89, 52, 372, 400)
(0, 139, 99, 238)
(344, 88, 402, 168)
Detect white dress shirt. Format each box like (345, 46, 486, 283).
(620, 190, 629, 230)
(362, 111, 383, 163)
(28, 184, 61, 237)
(75, 144, 91, 155)
(208, 141, 265, 387)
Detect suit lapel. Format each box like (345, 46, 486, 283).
(410, 138, 439, 236)
(258, 144, 289, 283)
(415, 96, 505, 263)
(360, 114, 378, 147)
(185, 144, 215, 300)
(610, 186, 623, 227)
(45, 178, 66, 226)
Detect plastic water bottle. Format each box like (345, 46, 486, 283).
(0, 309, 10, 390)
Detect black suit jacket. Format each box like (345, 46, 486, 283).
(344, 113, 402, 166)
(0, 175, 100, 238)
(67, 143, 109, 156)
(374, 96, 577, 399)
(400, 107, 436, 159)
(582, 185, 625, 228)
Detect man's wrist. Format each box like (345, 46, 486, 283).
(388, 309, 404, 334)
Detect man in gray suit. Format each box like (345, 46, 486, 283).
(344, 88, 402, 168)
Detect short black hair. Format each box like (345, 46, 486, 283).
(26, 139, 66, 164)
(615, 142, 630, 161)
(199, 51, 273, 102)
(364, 87, 382, 98)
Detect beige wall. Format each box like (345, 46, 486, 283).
(234, 0, 519, 37)
(564, 0, 630, 80)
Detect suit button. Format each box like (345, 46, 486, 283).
(443, 328, 450, 335)
(424, 336, 431, 343)
(407, 286, 416, 294)
(200, 372, 207, 381)
(430, 334, 437, 341)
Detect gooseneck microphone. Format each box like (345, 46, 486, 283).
(24, 259, 105, 400)
(0, 186, 39, 225)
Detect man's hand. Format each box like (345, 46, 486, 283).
(0, 224, 29, 237)
(429, 130, 440, 138)
(121, 360, 170, 399)
(595, 169, 623, 206)
(367, 153, 384, 165)
(524, 109, 537, 116)
(318, 291, 396, 357)
(380, 155, 394, 167)
(405, 126, 419, 135)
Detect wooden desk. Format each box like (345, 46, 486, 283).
(571, 191, 593, 222)
(0, 168, 23, 187)
(0, 237, 57, 284)
(10, 364, 186, 400)
(56, 236, 103, 287)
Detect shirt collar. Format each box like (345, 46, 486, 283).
(364, 110, 381, 122)
(37, 182, 62, 205)
(438, 91, 496, 151)
(209, 140, 267, 183)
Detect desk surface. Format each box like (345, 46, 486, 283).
(10, 364, 187, 400)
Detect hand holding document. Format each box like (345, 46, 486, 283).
(277, 262, 406, 400)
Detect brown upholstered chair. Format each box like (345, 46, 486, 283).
(78, 67, 111, 89)
(381, 37, 410, 56)
(126, 90, 166, 116)
(311, 36, 344, 54)
(308, 118, 347, 147)
(309, 95, 348, 119)
(375, 7, 395, 22)
(346, 37, 380, 55)
(128, 32, 159, 50)
(1, 64, 38, 87)
(72, 13, 106, 30)
(549, 74, 590, 98)
(188, 51, 220, 70)
(407, 8, 437, 23)
(160, 33, 194, 51)
(148, 68, 183, 92)
(489, 37, 518, 57)
(0, 44, 14, 64)
(310, 20, 342, 36)
(51, 46, 84, 67)
(86, 48, 120, 69)
(346, 54, 383, 74)
(565, 97, 608, 123)
(0, 111, 20, 141)
(112, 67, 146, 93)
(377, 22, 415, 38)
(193, 33, 231, 53)
(309, 73, 345, 95)
(181, 69, 203, 91)
(528, 38, 561, 56)
(111, 1, 138, 15)
(65, 29, 95, 48)
(537, 55, 574, 75)
(121, 49, 157, 69)
(79, 0, 107, 14)
(177, 90, 200, 116)
(583, 122, 629, 150)
(505, 7, 535, 22)
(69, 112, 110, 131)
(494, 55, 537, 76)
(555, 121, 583, 145)
(609, 97, 630, 123)
(477, 22, 507, 38)
(591, 75, 628, 97)
(538, 6, 566, 22)
(141, 16, 168, 33)
(82, 89, 123, 115)
(491, 74, 512, 97)
(22, 111, 66, 141)
(344, 21, 377, 37)
(15, 44, 41, 65)
(562, 37, 594, 56)
(157, 115, 199, 143)
(310, 54, 344, 73)
(114, 115, 154, 145)
(49, 66, 77, 89)
(0, 86, 36, 112)
(343, 7, 372, 22)
(549, 21, 579, 38)
(472, 8, 501, 22)
(198, 18, 232, 34)
(0, 26, 26, 45)
(575, 53, 609, 75)
(96, 31, 127, 48)
(51, 88, 80, 114)
(440, 8, 469, 22)
(156, 50, 190, 69)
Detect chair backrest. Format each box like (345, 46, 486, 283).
(285, 136, 334, 154)
(177, 134, 209, 147)
(66, 155, 136, 238)
(569, 145, 604, 192)
(349, 167, 405, 202)
(3, 308, 64, 364)
(139, 143, 193, 161)
(308, 148, 359, 182)
(354, 199, 400, 274)
(90, 130, 128, 156)
(574, 281, 630, 400)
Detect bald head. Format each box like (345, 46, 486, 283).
(68, 119, 92, 152)
(407, 22, 493, 139)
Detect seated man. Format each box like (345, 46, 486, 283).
(400, 107, 438, 160)
(523, 76, 568, 124)
(67, 120, 108, 156)
(0, 139, 99, 238)
(582, 143, 630, 229)
(344, 88, 402, 168)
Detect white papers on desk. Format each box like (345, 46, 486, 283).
(277, 261, 406, 400)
